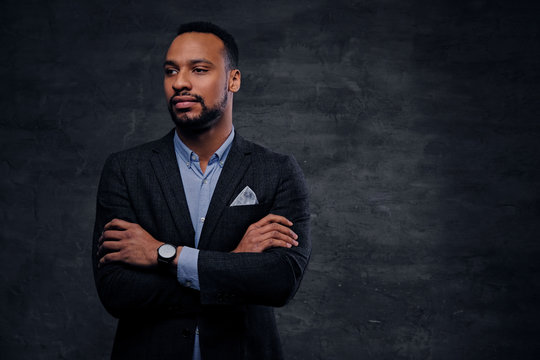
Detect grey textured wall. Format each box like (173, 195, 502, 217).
(1, 0, 539, 359)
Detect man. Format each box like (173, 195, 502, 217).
(92, 22, 311, 360)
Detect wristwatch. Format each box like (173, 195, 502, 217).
(157, 243, 177, 266)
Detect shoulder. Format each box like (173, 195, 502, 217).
(105, 130, 174, 166)
(234, 134, 305, 184)
(234, 134, 295, 165)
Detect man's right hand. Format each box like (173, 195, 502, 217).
(232, 214, 299, 253)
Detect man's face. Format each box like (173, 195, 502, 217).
(164, 32, 231, 133)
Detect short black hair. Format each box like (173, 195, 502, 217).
(176, 22, 239, 70)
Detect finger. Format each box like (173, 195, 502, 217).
(260, 239, 294, 251)
(258, 229, 299, 246)
(257, 222, 298, 240)
(254, 214, 293, 228)
(104, 218, 133, 231)
(98, 240, 123, 256)
(102, 229, 128, 241)
(99, 251, 123, 265)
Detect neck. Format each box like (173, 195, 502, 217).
(176, 109, 233, 163)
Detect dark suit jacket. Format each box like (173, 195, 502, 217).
(92, 129, 311, 359)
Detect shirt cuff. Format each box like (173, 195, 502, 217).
(177, 246, 200, 290)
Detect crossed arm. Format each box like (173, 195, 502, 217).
(97, 214, 299, 268)
(92, 153, 311, 317)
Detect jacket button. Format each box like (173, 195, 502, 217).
(182, 328, 191, 338)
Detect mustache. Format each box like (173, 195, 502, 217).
(169, 92, 204, 106)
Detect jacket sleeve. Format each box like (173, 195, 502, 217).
(197, 155, 311, 307)
(92, 154, 199, 319)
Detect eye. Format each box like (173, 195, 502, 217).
(193, 68, 208, 74)
(165, 68, 178, 76)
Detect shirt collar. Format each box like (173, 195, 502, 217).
(174, 127, 235, 169)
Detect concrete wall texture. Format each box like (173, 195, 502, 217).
(1, 0, 539, 359)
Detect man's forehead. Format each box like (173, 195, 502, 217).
(166, 32, 226, 62)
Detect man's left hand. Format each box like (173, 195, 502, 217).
(98, 218, 163, 267)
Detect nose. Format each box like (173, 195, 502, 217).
(172, 70, 191, 92)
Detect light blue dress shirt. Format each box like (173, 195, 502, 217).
(173, 128, 235, 360)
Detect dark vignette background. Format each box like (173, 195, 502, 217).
(1, 0, 539, 359)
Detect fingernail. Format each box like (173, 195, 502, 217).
(294, 241, 299, 246)
(287, 243, 292, 248)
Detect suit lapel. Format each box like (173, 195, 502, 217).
(150, 129, 195, 247)
(198, 135, 252, 250)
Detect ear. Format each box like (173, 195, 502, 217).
(228, 69, 241, 93)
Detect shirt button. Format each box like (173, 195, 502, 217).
(219, 161, 224, 167)
(203, 180, 208, 184)
(186, 281, 192, 287)
(191, 154, 197, 161)
(201, 217, 205, 223)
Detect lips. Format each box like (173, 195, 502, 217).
(172, 95, 199, 110)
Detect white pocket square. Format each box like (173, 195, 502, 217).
(230, 186, 259, 206)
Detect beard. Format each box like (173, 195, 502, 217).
(168, 89, 228, 135)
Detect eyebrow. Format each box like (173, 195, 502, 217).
(163, 58, 215, 67)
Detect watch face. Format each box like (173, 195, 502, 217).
(159, 244, 176, 259)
